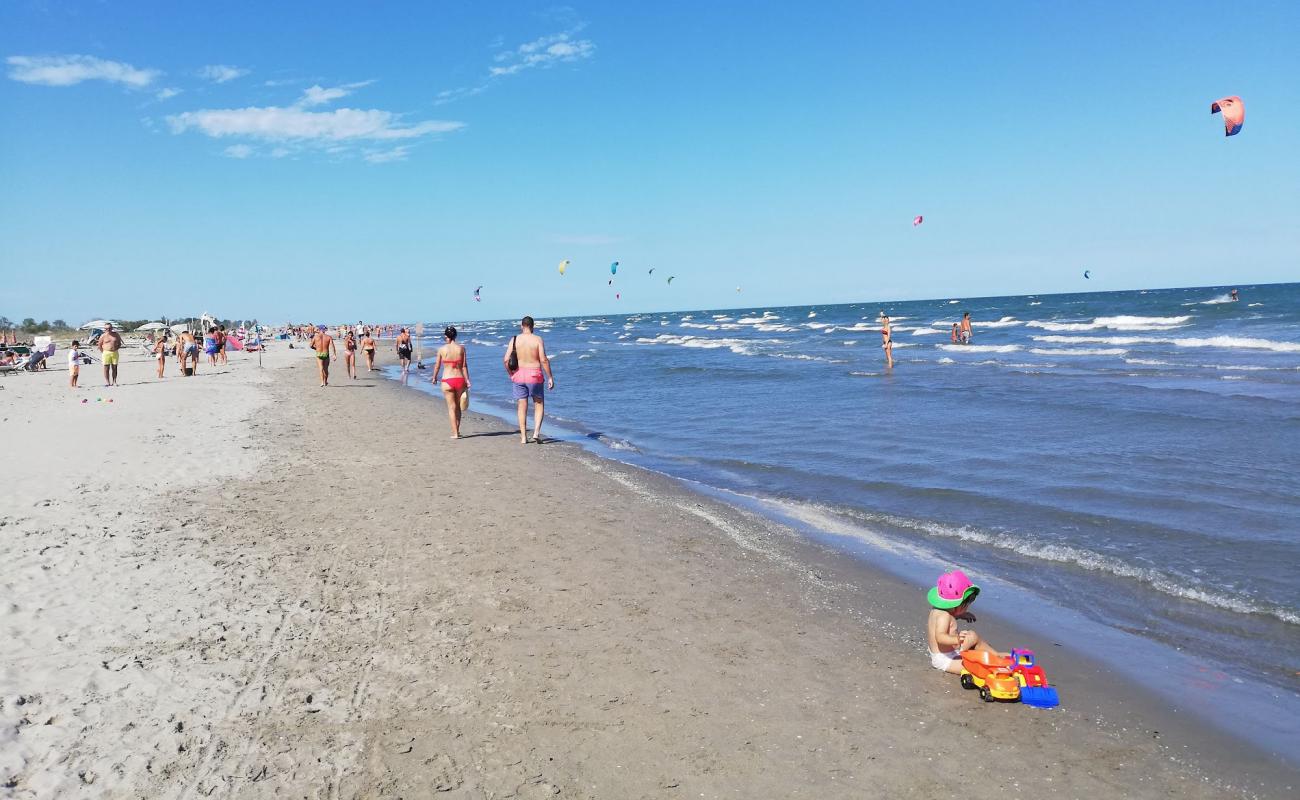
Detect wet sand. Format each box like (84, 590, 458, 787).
(2, 345, 1295, 797)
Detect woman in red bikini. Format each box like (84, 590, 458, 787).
(433, 326, 470, 438)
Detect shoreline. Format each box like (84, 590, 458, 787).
(2, 345, 1296, 796)
(386, 347, 1300, 765)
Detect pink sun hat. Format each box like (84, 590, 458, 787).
(927, 569, 980, 609)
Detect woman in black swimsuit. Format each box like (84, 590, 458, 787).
(880, 313, 894, 369)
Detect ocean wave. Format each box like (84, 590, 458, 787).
(1032, 333, 1300, 352)
(1029, 347, 1127, 356)
(680, 322, 721, 330)
(1200, 293, 1235, 305)
(973, 316, 1022, 328)
(1027, 315, 1191, 332)
(1172, 336, 1300, 353)
(1248, 302, 1263, 307)
(842, 340, 857, 345)
(1124, 358, 1171, 366)
(937, 344, 1022, 353)
(754, 323, 799, 332)
(799, 503, 1300, 626)
(937, 357, 954, 364)
(910, 328, 942, 335)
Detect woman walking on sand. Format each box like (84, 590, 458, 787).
(360, 329, 377, 372)
(342, 329, 358, 380)
(880, 313, 894, 369)
(433, 326, 470, 439)
(395, 327, 413, 371)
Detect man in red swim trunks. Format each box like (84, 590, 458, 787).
(503, 316, 556, 444)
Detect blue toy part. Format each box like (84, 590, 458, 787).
(1019, 685, 1060, 708)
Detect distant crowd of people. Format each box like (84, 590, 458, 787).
(307, 316, 555, 443)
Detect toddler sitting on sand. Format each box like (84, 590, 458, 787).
(926, 569, 1000, 673)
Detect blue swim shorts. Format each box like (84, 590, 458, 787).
(511, 381, 544, 401)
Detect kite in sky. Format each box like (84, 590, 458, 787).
(558, 259, 569, 275)
(473, 285, 482, 301)
(1211, 96, 1244, 136)
(912, 215, 923, 227)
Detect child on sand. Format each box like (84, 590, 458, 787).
(926, 569, 1000, 674)
(68, 340, 81, 389)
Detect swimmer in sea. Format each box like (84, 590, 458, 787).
(880, 313, 894, 369)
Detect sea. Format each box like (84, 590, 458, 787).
(389, 282, 1300, 752)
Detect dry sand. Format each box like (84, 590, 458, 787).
(2, 345, 1295, 798)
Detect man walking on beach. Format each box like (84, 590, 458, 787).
(98, 322, 123, 386)
(312, 325, 337, 387)
(504, 316, 556, 444)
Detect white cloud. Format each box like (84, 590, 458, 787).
(488, 32, 595, 77)
(155, 87, 182, 101)
(6, 54, 159, 87)
(223, 144, 253, 159)
(436, 27, 594, 104)
(298, 80, 374, 108)
(364, 146, 411, 164)
(168, 106, 463, 142)
(199, 64, 250, 83)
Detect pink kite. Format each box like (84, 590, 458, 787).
(1210, 96, 1244, 136)
(912, 215, 923, 227)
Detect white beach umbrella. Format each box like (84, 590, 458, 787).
(80, 319, 113, 329)
(169, 323, 189, 333)
(134, 322, 167, 331)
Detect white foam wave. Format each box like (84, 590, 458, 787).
(937, 357, 955, 364)
(1033, 334, 1300, 353)
(842, 340, 857, 345)
(973, 316, 1022, 328)
(947, 300, 960, 304)
(1029, 347, 1127, 356)
(806, 322, 832, 330)
(1248, 302, 1263, 307)
(910, 328, 941, 336)
(1124, 358, 1171, 366)
(1200, 294, 1235, 305)
(808, 311, 817, 317)
(937, 344, 1021, 353)
(1027, 315, 1191, 332)
(754, 323, 798, 332)
(680, 322, 721, 330)
(804, 504, 1300, 626)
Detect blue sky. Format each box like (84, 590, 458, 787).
(2, 1, 1298, 325)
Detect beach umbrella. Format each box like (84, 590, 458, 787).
(80, 320, 113, 329)
(169, 323, 189, 333)
(134, 322, 167, 331)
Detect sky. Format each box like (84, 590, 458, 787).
(2, 0, 1298, 326)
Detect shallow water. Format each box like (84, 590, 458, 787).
(397, 282, 1300, 746)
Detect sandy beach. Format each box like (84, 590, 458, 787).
(2, 345, 1296, 799)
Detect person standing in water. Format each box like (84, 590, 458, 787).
(960, 312, 973, 344)
(395, 327, 414, 372)
(1230, 288, 1240, 302)
(880, 313, 894, 369)
(311, 325, 337, 387)
(503, 316, 556, 444)
(434, 326, 470, 439)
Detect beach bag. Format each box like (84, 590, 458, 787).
(459, 391, 470, 412)
(507, 336, 518, 374)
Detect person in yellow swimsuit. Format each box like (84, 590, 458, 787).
(98, 323, 123, 386)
